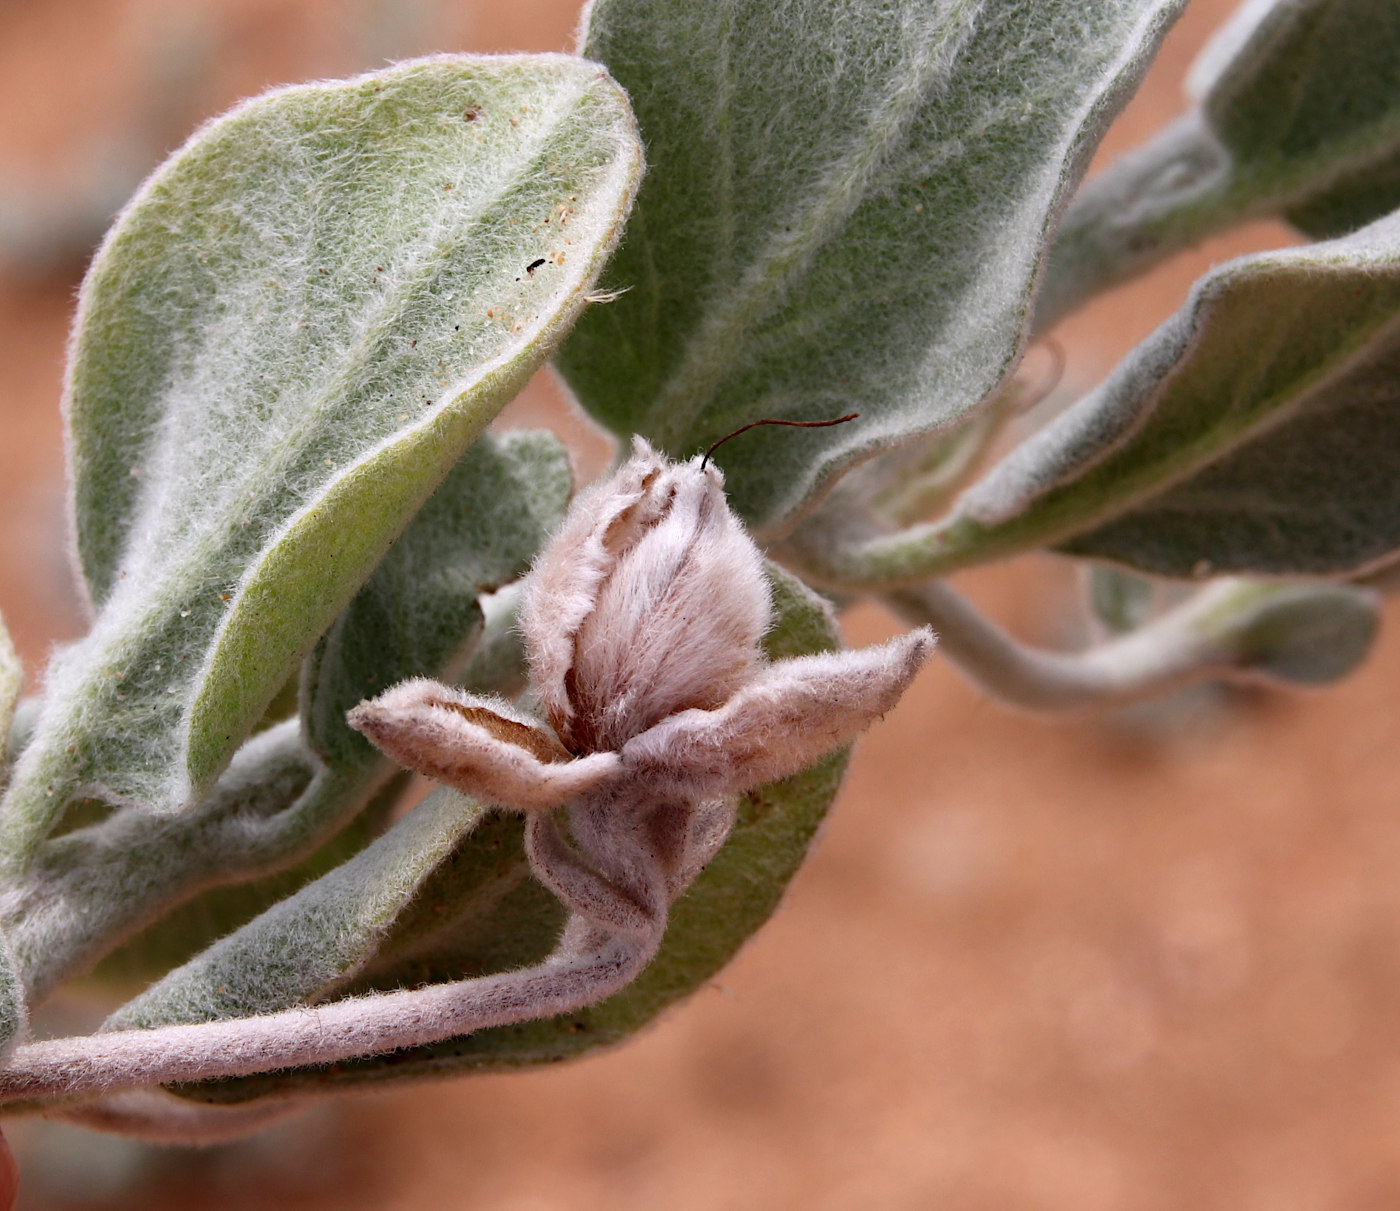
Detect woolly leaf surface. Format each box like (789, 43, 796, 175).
(1039, 0, 1400, 326)
(555, 0, 1184, 534)
(161, 566, 854, 1102)
(106, 788, 488, 1029)
(0, 936, 22, 1053)
(24, 432, 570, 996)
(2, 56, 640, 858)
(75, 775, 403, 999)
(948, 212, 1400, 576)
(302, 428, 571, 768)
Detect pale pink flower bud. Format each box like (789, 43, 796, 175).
(520, 437, 771, 754)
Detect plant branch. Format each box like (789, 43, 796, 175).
(0, 915, 656, 1106)
(779, 492, 1021, 592)
(885, 575, 1379, 711)
(884, 578, 1236, 710)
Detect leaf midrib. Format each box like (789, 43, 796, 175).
(645, 0, 983, 448)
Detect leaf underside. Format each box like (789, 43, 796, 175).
(950, 211, 1400, 577)
(1207, 0, 1400, 240)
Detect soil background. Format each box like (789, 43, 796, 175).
(3, 2, 1400, 1208)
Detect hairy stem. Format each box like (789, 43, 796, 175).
(0, 915, 656, 1106)
(886, 577, 1252, 711)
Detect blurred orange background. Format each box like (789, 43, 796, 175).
(3, 2, 1399, 1208)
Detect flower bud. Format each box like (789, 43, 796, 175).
(520, 438, 771, 753)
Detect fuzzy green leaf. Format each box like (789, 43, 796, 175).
(160, 566, 853, 1103)
(106, 788, 488, 1029)
(0, 935, 23, 1054)
(1196, 580, 1380, 686)
(1038, 0, 1400, 327)
(8, 431, 571, 1000)
(556, 0, 1184, 534)
(71, 773, 405, 1000)
(929, 211, 1400, 577)
(302, 428, 571, 768)
(1, 57, 640, 862)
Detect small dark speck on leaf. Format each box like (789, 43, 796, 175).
(525, 258, 546, 276)
(463, 105, 482, 121)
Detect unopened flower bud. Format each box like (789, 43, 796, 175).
(520, 438, 771, 753)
